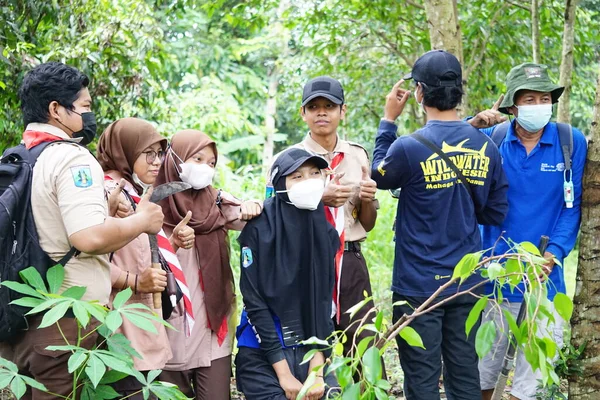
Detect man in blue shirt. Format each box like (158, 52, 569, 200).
(474, 63, 587, 400)
(371, 50, 509, 400)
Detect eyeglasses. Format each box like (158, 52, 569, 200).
(142, 150, 166, 164)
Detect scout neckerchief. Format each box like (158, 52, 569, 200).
(324, 152, 345, 323)
(23, 130, 64, 149)
(104, 176, 195, 337)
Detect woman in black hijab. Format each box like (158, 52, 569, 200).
(235, 148, 340, 400)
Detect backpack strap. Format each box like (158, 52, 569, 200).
(490, 121, 511, 148)
(556, 122, 573, 171)
(56, 246, 80, 266)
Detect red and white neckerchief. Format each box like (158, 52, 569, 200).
(23, 130, 64, 149)
(323, 152, 345, 323)
(104, 176, 195, 336)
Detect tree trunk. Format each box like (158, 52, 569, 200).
(569, 67, 600, 399)
(422, 0, 467, 114)
(262, 67, 278, 170)
(557, 0, 579, 124)
(531, 0, 541, 63)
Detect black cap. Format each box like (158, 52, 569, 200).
(270, 148, 329, 186)
(403, 50, 462, 87)
(301, 76, 345, 106)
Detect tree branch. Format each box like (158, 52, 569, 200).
(405, 0, 425, 10)
(506, 0, 531, 11)
(465, 5, 505, 77)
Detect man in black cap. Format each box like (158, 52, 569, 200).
(370, 50, 509, 399)
(269, 76, 381, 367)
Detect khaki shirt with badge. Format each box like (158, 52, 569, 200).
(273, 133, 374, 242)
(29, 123, 111, 304)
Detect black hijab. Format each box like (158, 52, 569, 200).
(238, 148, 339, 346)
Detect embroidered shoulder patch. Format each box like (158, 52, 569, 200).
(242, 247, 253, 268)
(70, 165, 93, 188)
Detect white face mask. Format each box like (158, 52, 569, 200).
(277, 178, 325, 210)
(132, 173, 152, 193)
(170, 150, 215, 190)
(516, 104, 553, 133)
(414, 86, 426, 114)
(179, 163, 215, 190)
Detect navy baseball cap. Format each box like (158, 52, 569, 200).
(270, 148, 328, 186)
(301, 76, 345, 106)
(403, 50, 462, 87)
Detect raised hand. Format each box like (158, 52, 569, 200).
(240, 200, 263, 221)
(322, 172, 352, 208)
(136, 187, 164, 235)
(469, 94, 508, 129)
(108, 178, 133, 218)
(171, 211, 194, 250)
(359, 165, 377, 203)
(384, 79, 411, 122)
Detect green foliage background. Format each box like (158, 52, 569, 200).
(0, 0, 595, 306)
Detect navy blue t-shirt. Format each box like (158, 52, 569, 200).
(372, 120, 508, 297)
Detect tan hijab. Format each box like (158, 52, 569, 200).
(97, 117, 167, 193)
(156, 130, 233, 341)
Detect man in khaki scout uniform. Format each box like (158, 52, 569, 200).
(272, 76, 380, 363)
(3, 62, 164, 399)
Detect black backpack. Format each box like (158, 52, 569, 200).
(0, 141, 78, 341)
(490, 121, 573, 171)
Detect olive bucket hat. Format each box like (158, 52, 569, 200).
(498, 62, 564, 114)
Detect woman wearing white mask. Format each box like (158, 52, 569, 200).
(235, 148, 340, 400)
(156, 129, 262, 399)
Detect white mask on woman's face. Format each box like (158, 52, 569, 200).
(170, 150, 215, 190)
(277, 178, 325, 210)
(132, 173, 152, 193)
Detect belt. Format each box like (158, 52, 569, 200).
(344, 241, 361, 252)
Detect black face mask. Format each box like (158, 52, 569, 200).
(71, 111, 97, 146)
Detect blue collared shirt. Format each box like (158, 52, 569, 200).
(480, 120, 587, 301)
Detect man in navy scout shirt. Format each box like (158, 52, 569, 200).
(472, 63, 587, 400)
(371, 50, 508, 400)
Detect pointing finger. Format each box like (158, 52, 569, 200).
(492, 94, 505, 111)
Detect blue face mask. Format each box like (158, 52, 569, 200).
(516, 104, 552, 133)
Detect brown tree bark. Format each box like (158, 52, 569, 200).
(531, 0, 541, 63)
(569, 66, 600, 399)
(422, 0, 467, 113)
(557, 0, 579, 124)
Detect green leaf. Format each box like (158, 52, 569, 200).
(73, 301, 90, 328)
(375, 386, 389, 400)
(146, 369, 161, 384)
(475, 321, 497, 358)
(333, 342, 344, 356)
(0, 373, 12, 389)
(19, 375, 47, 392)
(399, 326, 425, 349)
(357, 336, 374, 359)
(375, 379, 392, 390)
(466, 297, 488, 338)
(374, 311, 384, 332)
(451, 252, 481, 283)
(297, 372, 316, 400)
(9, 297, 44, 308)
(362, 346, 382, 384)
(341, 382, 360, 399)
(10, 376, 26, 399)
(300, 349, 319, 365)
(112, 287, 132, 309)
(90, 384, 120, 399)
(519, 241, 542, 256)
(81, 302, 107, 323)
(45, 344, 82, 352)
(19, 267, 47, 293)
(68, 351, 88, 373)
(1, 281, 45, 299)
(85, 354, 106, 388)
(105, 311, 124, 333)
(105, 333, 142, 359)
(99, 370, 129, 385)
(61, 286, 86, 300)
(26, 298, 63, 316)
(46, 264, 65, 294)
(503, 309, 521, 343)
(94, 352, 135, 375)
(38, 301, 73, 329)
(554, 293, 573, 322)
(336, 363, 353, 388)
(505, 258, 523, 287)
(300, 336, 329, 347)
(0, 357, 18, 372)
(345, 297, 371, 321)
(487, 262, 505, 281)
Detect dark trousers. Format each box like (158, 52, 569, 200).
(8, 314, 99, 400)
(393, 292, 482, 400)
(235, 346, 339, 400)
(334, 248, 386, 380)
(159, 355, 232, 400)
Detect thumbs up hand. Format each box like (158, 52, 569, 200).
(108, 179, 133, 218)
(170, 211, 194, 251)
(468, 94, 507, 129)
(359, 166, 377, 203)
(136, 187, 164, 235)
(322, 172, 352, 208)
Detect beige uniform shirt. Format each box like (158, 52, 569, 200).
(275, 133, 372, 242)
(30, 123, 111, 304)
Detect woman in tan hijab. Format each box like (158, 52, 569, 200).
(97, 118, 195, 398)
(156, 129, 262, 399)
